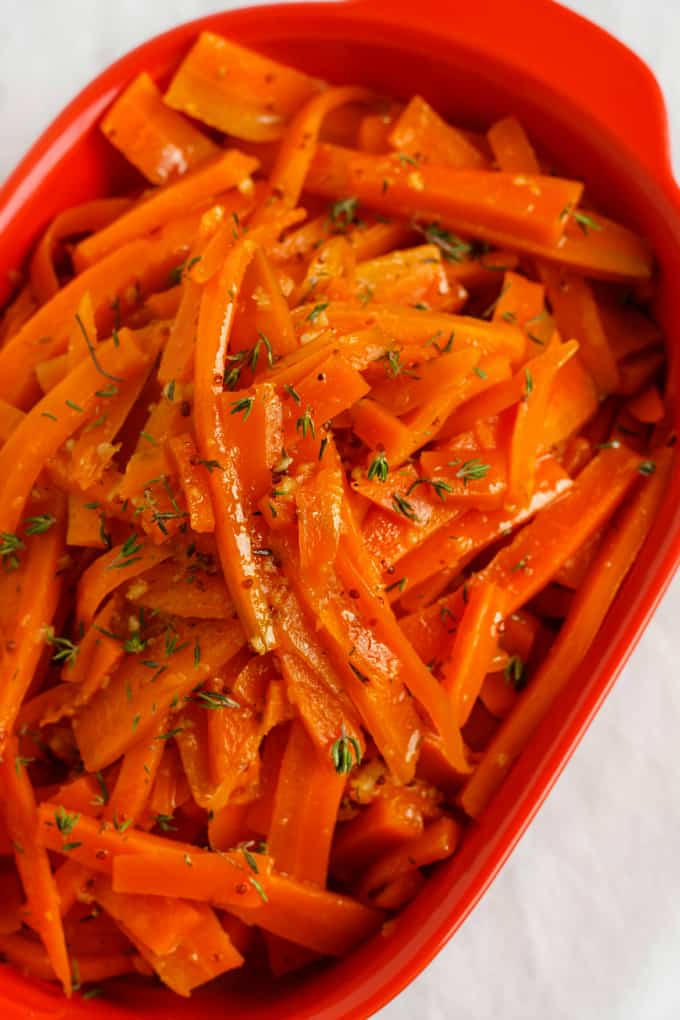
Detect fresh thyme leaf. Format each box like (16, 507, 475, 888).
(296, 408, 316, 439)
(367, 451, 389, 483)
(306, 302, 329, 323)
(573, 210, 603, 234)
(194, 689, 240, 710)
(504, 654, 526, 691)
(451, 459, 491, 485)
(230, 396, 255, 420)
(385, 577, 408, 594)
(330, 732, 362, 774)
(0, 531, 24, 570)
(639, 460, 656, 476)
(391, 493, 419, 521)
(55, 806, 80, 836)
(25, 514, 56, 535)
(406, 477, 453, 501)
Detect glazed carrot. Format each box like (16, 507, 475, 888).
(461, 447, 673, 817)
(254, 87, 374, 221)
(30, 197, 132, 302)
(389, 95, 486, 169)
(358, 816, 461, 900)
(487, 116, 540, 174)
(194, 239, 276, 654)
(538, 263, 619, 393)
(0, 494, 64, 750)
(164, 31, 323, 142)
(305, 144, 582, 247)
(0, 743, 70, 994)
(0, 933, 136, 984)
(75, 535, 175, 624)
(74, 150, 259, 269)
(227, 871, 384, 956)
(104, 714, 169, 826)
(168, 432, 216, 533)
(0, 328, 153, 533)
(73, 618, 246, 770)
(90, 875, 204, 957)
(332, 796, 424, 880)
(102, 72, 218, 184)
(125, 903, 244, 996)
(507, 338, 579, 505)
(0, 36, 668, 999)
(441, 583, 505, 726)
(268, 720, 346, 885)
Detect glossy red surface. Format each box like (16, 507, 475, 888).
(0, 1, 678, 1017)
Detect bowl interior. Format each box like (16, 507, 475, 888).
(1, 7, 679, 1020)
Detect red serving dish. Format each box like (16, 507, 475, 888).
(0, 1, 678, 1017)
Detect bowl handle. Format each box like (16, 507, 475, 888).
(344, 0, 675, 187)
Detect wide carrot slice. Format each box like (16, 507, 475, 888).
(305, 143, 582, 248)
(460, 447, 673, 817)
(487, 116, 540, 174)
(0, 743, 70, 994)
(268, 720, 346, 885)
(226, 871, 384, 956)
(102, 71, 218, 184)
(358, 816, 461, 900)
(389, 95, 486, 169)
(164, 31, 323, 142)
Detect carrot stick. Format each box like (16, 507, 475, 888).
(539, 262, 620, 394)
(0, 327, 154, 533)
(0, 933, 136, 984)
(104, 713, 169, 826)
(358, 816, 461, 900)
(0, 284, 38, 347)
(487, 116, 540, 174)
(168, 433, 216, 533)
(124, 559, 234, 619)
(460, 446, 673, 817)
(441, 582, 505, 726)
(164, 31, 323, 142)
(73, 617, 246, 770)
(193, 239, 277, 653)
(507, 338, 579, 505)
(74, 149, 258, 269)
(101, 71, 218, 185)
(305, 143, 582, 247)
(331, 796, 424, 880)
(0, 493, 64, 750)
(75, 534, 175, 624)
(29, 198, 131, 302)
(254, 87, 374, 221)
(226, 871, 384, 957)
(389, 95, 486, 169)
(0, 742, 70, 994)
(268, 720, 346, 885)
(123, 902, 244, 996)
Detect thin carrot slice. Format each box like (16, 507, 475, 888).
(358, 816, 461, 900)
(0, 742, 70, 994)
(460, 447, 673, 817)
(268, 720, 346, 885)
(487, 116, 540, 174)
(168, 433, 216, 533)
(441, 583, 505, 726)
(74, 150, 258, 269)
(389, 95, 486, 169)
(30, 198, 132, 302)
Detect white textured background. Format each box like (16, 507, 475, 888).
(1, 3, 679, 1018)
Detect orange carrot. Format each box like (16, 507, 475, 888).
(460, 447, 673, 817)
(441, 583, 505, 726)
(0, 743, 70, 994)
(487, 116, 540, 174)
(389, 95, 486, 169)
(102, 72, 218, 184)
(164, 31, 323, 142)
(168, 433, 216, 533)
(268, 720, 346, 884)
(358, 816, 461, 900)
(74, 149, 258, 269)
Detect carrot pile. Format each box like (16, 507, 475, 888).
(0, 30, 672, 1001)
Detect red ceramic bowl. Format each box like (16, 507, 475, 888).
(1, 1, 679, 1017)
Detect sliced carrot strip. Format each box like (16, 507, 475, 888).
(441, 583, 505, 726)
(389, 95, 486, 169)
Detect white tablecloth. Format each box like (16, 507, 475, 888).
(1, 3, 678, 1017)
